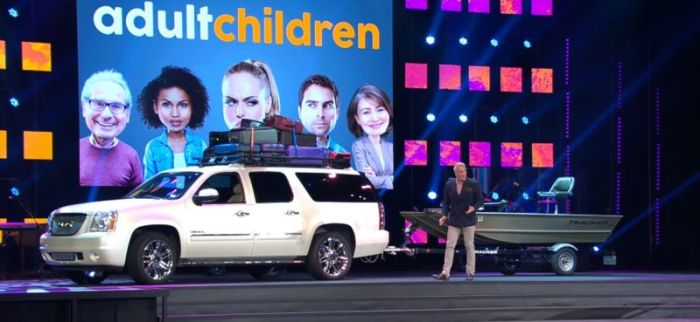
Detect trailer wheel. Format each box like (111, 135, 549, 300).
(551, 248, 577, 275)
(497, 257, 519, 275)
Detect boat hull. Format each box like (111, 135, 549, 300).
(400, 211, 622, 245)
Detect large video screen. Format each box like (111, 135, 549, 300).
(77, 0, 393, 189)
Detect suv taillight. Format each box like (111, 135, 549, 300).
(378, 202, 385, 229)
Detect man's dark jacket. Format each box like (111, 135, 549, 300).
(442, 177, 484, 227)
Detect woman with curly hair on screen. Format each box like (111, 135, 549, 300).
(138, 66, 210, 179)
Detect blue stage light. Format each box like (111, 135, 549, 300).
(490, 38, 499, 47)
(593, 246, 600, 253)
(459, 114, 468, 123)
(9, 97, 20, 108)
(8, 8, 19, 18)
(523, 40, 531, 48)
(522, 116, 529, 125)
(522, 192, 530, 200)
(425, 35, 435, 45)
(428, 191, 437, 200)
(10, 186, 20, 197)
(426, 113, 436, 122)
(458, 37, 468, 46)
(490, 115, 498, 124)
(491, 192, 500, 200)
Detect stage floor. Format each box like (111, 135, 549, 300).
(2, 270, 700, 321)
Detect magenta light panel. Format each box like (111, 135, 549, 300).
(531, 0, 553, 16)
(469, 141, 491, 167)
(500, 0, 522, 15)
(404, 140, 428, 166)
(468, 0, 490, 13)
(439, 141, 461, 166)
(501, 142, 523, 168)
(441, 0, 462, 12)
(500, 67, 522, 93)
(468, 65, 490, 91)
(439, 64, 461, 90)
(405, 63, 428, 89)
(405, 221, 428, 244)
(405, 0, 428, 10)
(532, 68, 554, 93)
(532, 143, 554, 168)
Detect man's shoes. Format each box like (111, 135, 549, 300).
(466, 274, 475, 282)
(432, 273, 450, 281)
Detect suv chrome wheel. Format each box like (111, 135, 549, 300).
(307, 232, 353, 280)
(127, 232, 178, 284)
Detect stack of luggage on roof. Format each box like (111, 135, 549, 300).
(203, 116, 351, 168)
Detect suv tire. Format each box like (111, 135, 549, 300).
(126, 231, 178, 284)
(307, 231, 353, 280)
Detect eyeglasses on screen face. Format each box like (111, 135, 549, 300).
(88, 99, 128, 114)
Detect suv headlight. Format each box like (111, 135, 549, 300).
(89, 210, 118, 232)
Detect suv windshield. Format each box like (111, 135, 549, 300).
(127, 172, 202, 200)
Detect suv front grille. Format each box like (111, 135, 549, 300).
(49, 213, 87, 236)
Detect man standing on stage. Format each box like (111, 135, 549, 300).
(433, 162, 484, 282)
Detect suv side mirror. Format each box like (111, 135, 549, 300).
(193, 188, 219, 205)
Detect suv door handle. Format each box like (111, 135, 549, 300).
(285, 210, 300, 216)
(235, 210, 250, 217)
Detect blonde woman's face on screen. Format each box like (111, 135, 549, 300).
(222, 72, 270, 129)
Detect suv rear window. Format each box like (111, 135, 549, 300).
(249, 172, 294, 203)
(295, 173, 377, 202)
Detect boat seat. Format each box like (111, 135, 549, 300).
(537, 177, 575, 214)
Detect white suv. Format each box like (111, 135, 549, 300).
(40, 164, 388, 284)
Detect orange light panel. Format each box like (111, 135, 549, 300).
(23, 131, 53, 160)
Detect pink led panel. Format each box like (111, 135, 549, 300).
(405, 63, 428, 89)
(405, 221, 428, 244)
(405, 0, 428, 10)
(441, 0, 462, 12)
(501, 142, 523, 168)
(440, 141, 461, 166)
(531, 0, 553, 16)
(469, 141, 491, 167)
(404, 140, 428, 166)
(500, 67, 522, 93)
(468, 0, 490, 13)
(532, 68, 554, 93)
(468, 65, 490, 91)
(439, 64, 461, 90)
(532, 143, 554, 168)
(500, 0, 523, 14)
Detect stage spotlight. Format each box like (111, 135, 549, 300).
(522, 192, 530, 200)
(521, 116, 530, 125)
(9, 97, 20, 108)
(10, 186, 20, 197)
(593, 246, 600, 253)
(523, 40, 532, 48)
(491, 192, 500, 200)
(490, 38, 499, 47)
(8, 8, 19, 18)
(458, 37, 468, 46)
(428, 191, 437, 200)
(489, 115, 498, 124)
(459, 114, 468, 123)
(426, 113, 436, 122)
(425, 35, 435, 45)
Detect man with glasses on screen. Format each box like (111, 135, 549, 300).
(79, 69, 143, 187)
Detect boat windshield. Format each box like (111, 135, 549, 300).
(126, 172, 202, 200)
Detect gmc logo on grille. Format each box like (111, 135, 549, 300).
(56, 221, 73, 229)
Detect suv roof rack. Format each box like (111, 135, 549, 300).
(199, 146, 351, 169)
